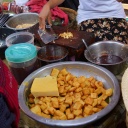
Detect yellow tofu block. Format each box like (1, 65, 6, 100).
(31, 76, 59, 97)
(50, 68, 60, 77)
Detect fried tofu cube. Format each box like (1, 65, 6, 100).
(58, 97, 65, 103)
(74, 93, 81, 98)
(65, 97, 73, 105)
(50, 68, 60, 77)
(59, 114, 67, 120)
(91, 93, 98, 99)
(43, 109, 50, 115)
(102, 94, 108, 100)
(95, 81, 101, 88)
(97, 95, 103, 104)
(85, 80, 91, 86)
(77, 76, 86, 83)
(60, 104, 67, 112)
(58, 80, 65, 86)
(67, 113, 75, 120)
(73, 81, 80, 88)
(75, 115, 83, 119)
(60, 68, 68, 76)
(94, 87, 102, 95)
(54, 110, 64, 116)
(47, 107, 55, 115)
(92, 99, 98, 107)
(65, 73, 72, 81)
(83, 106, 93, 115)
(73, 109, 82, 116)
(106, 88, 113, 96)
(101, 101, 108, 108)
(85, 97, 94, 105)
(41, 113, 51, 119)
(52, 116, 60, 120)
(58, 86, 65, 93)
(92, 107, 100, 113)
(73, 101, 83, 110)
(40, 103, 47, 111)
(51, 98, 59, 108)
(75, 87, 82, 93)
(83, 88, 90, 95)
(30, 105, 41, 115)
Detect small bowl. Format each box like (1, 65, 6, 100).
(5, 31, 34, 47)
(5, 12, 38, 31)
(37, 44, 69, 66)
(84, 41, 128, 75)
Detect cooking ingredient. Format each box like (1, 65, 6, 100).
(28, 68, 113, 120)
(59, 32, 73, 39)
(31, 75, 59, 97)
(16, 23, 34, 29)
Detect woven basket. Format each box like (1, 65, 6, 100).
(59, 7, 78, 29)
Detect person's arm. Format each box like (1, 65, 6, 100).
(47, 0, 65, 9)
(117, 0, 123, 2)
(39, 0, 65, 30)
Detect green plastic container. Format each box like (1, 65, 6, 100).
(5, 43, 40, 85)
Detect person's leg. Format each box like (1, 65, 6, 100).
(78, 18, 128, 44)
(110, 18, 128, 44)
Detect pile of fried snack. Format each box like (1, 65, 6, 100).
(59, 32, 73, 39)
(16, 23, 34, 29)
(28, 68, 113, 120)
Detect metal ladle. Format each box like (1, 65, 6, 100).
(82, 39, 94, 60)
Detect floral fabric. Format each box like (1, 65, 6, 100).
(78, 18, 128, 44)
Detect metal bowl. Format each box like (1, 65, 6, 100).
(84, 41, 128, 75)
(18, 61, 120, 128)
(5, 12, 38, 31)
(37, 44, 69, 66)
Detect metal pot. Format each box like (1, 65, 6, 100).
(18, 61, 120, 128)
(5, 12, 39, 31)
(84, 41, 128, 75)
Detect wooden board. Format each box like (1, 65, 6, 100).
(52, 26, 95, 49)
(29, 23, 95, 50)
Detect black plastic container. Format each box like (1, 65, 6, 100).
(0, 27, 16, 59)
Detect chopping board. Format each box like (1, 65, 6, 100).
(29, 23, 95, 50)
(52, 26, 95, 50)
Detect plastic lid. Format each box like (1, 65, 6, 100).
(5, 43, 37, 63)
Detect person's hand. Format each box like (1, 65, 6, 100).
(39, 4, 52, 30)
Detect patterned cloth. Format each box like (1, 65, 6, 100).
(0, 59, 20, 128)
(78, 18, 128, 44)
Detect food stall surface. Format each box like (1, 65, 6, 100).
(1, 1, 128, 128)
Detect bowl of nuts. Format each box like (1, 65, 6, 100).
(18, 61, 120, 128)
